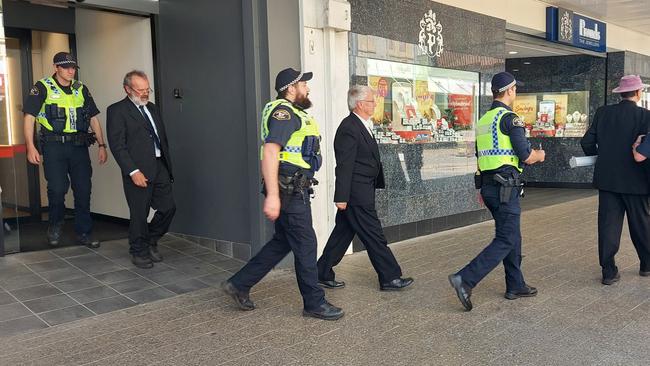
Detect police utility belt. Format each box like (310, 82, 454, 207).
(475, 172, 524, 203)
(40, 131, 97, 147)
(262, 170, 318, 201)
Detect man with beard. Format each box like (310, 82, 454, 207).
(107, 70, 175, 269)
(23, 51, 107, 248)
(222, 68, 344, 320)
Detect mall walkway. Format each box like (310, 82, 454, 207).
(2, 189, 650, 365)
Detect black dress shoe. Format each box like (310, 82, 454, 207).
(379, 277, 414, 291)
(602, 272, 620, 285)
(132, 255, 153, 269)
(77, 234, 100, 249)
(640, 270, 650, 277)
(318, 279, 346, 289)
(221, 281, 255, 311)
(504, 285, 538, 300)
(47, 223, 62, 247)
(448, 274, 472, 311)
(149, 246, 163, 263)
(303, 302, 344, 321)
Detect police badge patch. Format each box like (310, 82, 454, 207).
(29, 86, 39, 96)
(272, 109, 291, 121)
(512, 117, 525, 127)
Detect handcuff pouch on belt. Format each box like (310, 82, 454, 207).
(261, 170, 319, 203)
(493, 173, 524, 203)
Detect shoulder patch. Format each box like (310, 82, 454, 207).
(512, 116, 525, 128)
(29, 86, 39, 96)
(272, 108, 291, 121)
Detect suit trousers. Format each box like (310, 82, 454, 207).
(229, 194, 325, 311)
(123, 159, 175, 257)
(317, 204, 402, 284)
(598, 190, 650, 278)
(457, 184, 526, 292)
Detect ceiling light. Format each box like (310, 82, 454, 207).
(508, 51, 518, 55)
(523, 62, 531, 65)
(512, 69, 519, 72)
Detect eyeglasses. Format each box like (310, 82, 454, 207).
(128, 86, 154, 95)
(360, 99, 376, 104)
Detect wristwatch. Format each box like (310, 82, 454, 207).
(98, 144, 107, 148)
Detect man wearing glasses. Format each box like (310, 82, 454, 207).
(107, 70, 175, 269)
(317, 85, 413, 291)
(23, 51, 107, 248)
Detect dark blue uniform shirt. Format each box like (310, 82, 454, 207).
(478, 101, 531, 176)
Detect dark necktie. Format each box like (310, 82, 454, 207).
(139, 105, 161, 151)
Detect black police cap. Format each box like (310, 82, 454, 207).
(275, 68, 313, 93)
(53, 52, 78, 68)
(491, 72, 520, 93)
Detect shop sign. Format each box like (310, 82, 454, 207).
(546, 6, 606, 53)
(418, 10, 444, 58)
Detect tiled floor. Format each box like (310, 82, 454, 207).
(0, 235, 244, 336)
(5, 189, 650, 365)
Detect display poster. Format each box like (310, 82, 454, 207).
(414, 80, 434, 120)
(538, 100, 556, 123)
(448, 94, 473, 128)
(368, 76, 388, 123)
(542, 94, 568, 126)
(512, 95, 537, 126)
(391, 82, 416, 130)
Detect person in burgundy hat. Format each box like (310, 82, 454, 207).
(582, 74, 650, 285)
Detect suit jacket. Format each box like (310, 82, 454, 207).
(107, 97, 173, 181)
(333, 113, 385, 206)
(581, 100, 650, 195)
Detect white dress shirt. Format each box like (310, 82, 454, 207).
(353, 112, 374, 137)
(129, 101, 161, 176)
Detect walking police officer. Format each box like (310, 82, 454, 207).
(448, 72, 545, 311)
(222, 68, 344, 321)
(23, 52, 107, 248)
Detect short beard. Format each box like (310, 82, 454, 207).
(293, 94, 312, 110)
(128, 94, 148, 106)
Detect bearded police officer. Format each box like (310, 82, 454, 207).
(222, 68, 344, 321)
(448, 72, 545, 311)
(23, 52, 107, 248)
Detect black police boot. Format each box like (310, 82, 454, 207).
(149, 246, 163, 263)
(47, 223, 63, 247)
(221, 281, 255, 311)
(504, 285, 538, 300)
(303, 302, 345, 321)
(448, 274, 473, 311)
(379, 277, 414, 291)
(77, 234, 100, 249)
(602, 272, 620, 285)
(318, 279, 346, 289)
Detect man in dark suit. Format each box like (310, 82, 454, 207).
(582, 74, 650, 285)
(317, 85, 413, 291)
(107, 70, 175, 269)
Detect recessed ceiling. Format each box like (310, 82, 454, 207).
(543, 0, 650, 35)
(506, 39, 583, 59)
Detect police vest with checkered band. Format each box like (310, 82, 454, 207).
(36, 77, 85, 133)
(476, 107, 523, 173)
(260, 99, 320, 170)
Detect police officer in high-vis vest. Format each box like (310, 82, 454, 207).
(23, 52, 107, 248)
(222, 68, 344, 321)
(448, 72, 545, 311)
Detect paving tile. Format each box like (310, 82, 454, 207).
(9, 284, 62, 302)
(83, 295, 136, 315)
(67, 286, 119, 303)
(22, 294, 77, 314)
(92, 269, 140, 284)
(39, 305, 94, 326)
(53, 276, 102, 292)
(0, 316, 48, 337)
(0, 302, 32, 322)
(109, 278, 158, 293)
(50, 246, 93, 258)
(0, 273, 47, 291)
(124, 287, 176, 304)
(0, 290, 18, 306)
(10, 251, 58, 264)
(38, 267, 87, 283)
(195, 271, 232, 286)
(163, 279, 210, 295)
(138, 269, 193, 285)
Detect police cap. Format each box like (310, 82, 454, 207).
(275, 68, 313, 93)
(53, 52, 78, 69)
(491, 72, 520, 93)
